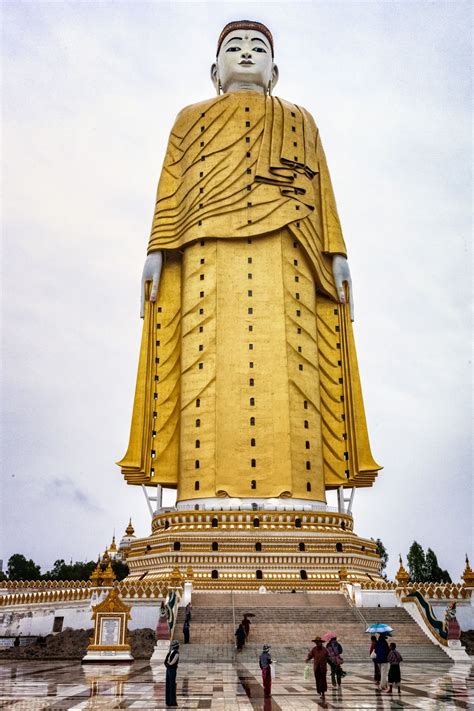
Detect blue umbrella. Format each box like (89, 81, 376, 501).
(365, 624, 394, 634)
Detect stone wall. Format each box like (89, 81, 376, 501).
(0, 599, 165, 637)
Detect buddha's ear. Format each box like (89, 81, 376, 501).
(210, 63, 219, 93)
(270, 63, 279, 92)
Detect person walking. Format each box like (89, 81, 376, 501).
(374, 633, 390, 690)
(183, 618, 190, 644)
(369, 635, 381, 686)
(185, 602, 192, 623)
(387, 642, 403, 695)
(242, 615, 251, 640)
(307, 637, 329, 700)
(164, 640, 179, 707)
(259, 643, 273, 698)
(326, 636, 344, 687)
(235, 623, 246, 651)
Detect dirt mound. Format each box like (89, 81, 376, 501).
(460, 630, 474, 655)
(0, 628, 156, 660)
(130, 627, 156, 659)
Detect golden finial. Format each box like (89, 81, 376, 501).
(89, 560, 103, 586)
(109, 534, 117, 552)
(125, 518, 135, 536)
(395, 554, 410, 586)
(462, 554, 474, 588)
(102, 561, 116, 587)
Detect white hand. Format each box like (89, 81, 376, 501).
(140, 251, 163, 318)
(332, 255, 354, 321)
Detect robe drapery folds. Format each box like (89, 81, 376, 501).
(118, 93, 381, 497)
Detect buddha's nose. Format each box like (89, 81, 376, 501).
(241, 51, 252, 59)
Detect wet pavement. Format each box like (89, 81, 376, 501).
(0, 660, 472, 709)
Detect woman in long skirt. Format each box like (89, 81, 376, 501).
(387, 643, 403, 695)
(306, 637, 329, 700)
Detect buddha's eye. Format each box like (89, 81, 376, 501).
(253, 47, 266, 53)
(226, 46, 241, 52)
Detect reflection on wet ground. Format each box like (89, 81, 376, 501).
(0, 660, 472, 709)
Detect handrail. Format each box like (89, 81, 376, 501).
(402, 590, 448, 643)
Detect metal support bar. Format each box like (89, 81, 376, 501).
(141, 484, 163, 518)
(337, 486, 356, 515)
(337, 486, 344, 513)
(346, 487, 355, 515)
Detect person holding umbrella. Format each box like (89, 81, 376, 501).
(322, 632, 344, 687)
(366, 624, 393, 690)
(306, 636, 329, 700)
(375, 633, 390, 689)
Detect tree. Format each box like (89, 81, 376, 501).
(7, 554, 42, 581)
(68, 560, 96, 581)
(44, 559, 96, 581)
(374, 538, 389, 578)
(112, 560, 129, 581)
(425, 548, 451, 583)
(406, 542, 452, 583)
(407, 541, 426, 582)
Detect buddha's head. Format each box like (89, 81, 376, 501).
(211, 20, 279, 95)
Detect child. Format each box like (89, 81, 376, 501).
(387, 642, 403, 694)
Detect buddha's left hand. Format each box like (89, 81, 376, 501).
(332, 255, 354, 321)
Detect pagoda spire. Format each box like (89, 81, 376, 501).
(462, 554, 474, 588)
(125, 518, 135, 536)
(395, 554, 410, 586)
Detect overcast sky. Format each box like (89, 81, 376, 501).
(1, 1, 472, 581)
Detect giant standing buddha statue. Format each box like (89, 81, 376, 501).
(118, 21, 383, 588)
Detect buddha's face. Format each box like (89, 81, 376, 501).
(211, 30, 278, 94)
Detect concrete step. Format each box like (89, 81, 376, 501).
(177, 607, 363, 623)
(177, 643, 451, 664)
(175, 602, 448, 662)
(191, 592, 350, 608)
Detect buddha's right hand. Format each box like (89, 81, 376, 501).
(140, 251, 163, 318)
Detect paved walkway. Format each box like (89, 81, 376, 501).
(0, 660, 472, 709)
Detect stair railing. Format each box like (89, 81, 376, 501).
(354, 605, 369, 631)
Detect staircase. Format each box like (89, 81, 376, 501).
(175, 592, 451, 663)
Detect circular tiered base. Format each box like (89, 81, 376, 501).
(124, 509, 383, 590)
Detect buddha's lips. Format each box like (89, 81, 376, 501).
(239, 60, 254, 66)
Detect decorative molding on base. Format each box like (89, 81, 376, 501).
(82, 650, 134, 663)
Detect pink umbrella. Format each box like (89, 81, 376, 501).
(321, 631, 338, 641)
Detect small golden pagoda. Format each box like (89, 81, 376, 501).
(462, 555, 474, 589)
(395, 555, 410, 587)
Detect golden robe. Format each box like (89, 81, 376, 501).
(118, 93, 380, 502)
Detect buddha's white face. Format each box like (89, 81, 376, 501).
(211, 30, 278, 94)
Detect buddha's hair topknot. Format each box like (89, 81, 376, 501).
(217, 20, 274, 57)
